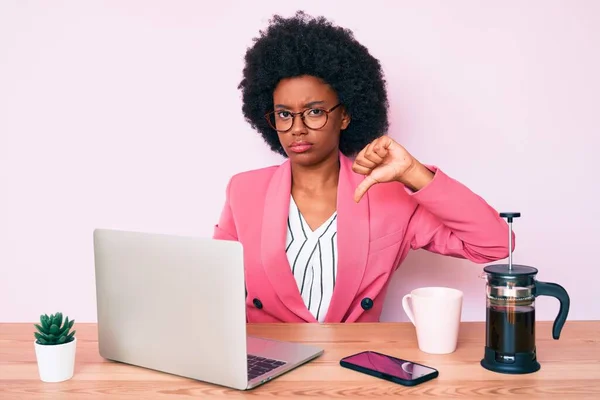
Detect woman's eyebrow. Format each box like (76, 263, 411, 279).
(274, 100, 326, 109)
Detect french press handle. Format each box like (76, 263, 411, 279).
(534, 281, 570, 339)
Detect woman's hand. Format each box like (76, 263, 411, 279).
(352, 136, 434, 202)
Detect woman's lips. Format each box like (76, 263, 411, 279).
(289, 141, 313, 153)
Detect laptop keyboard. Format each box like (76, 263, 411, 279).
(247, 354, 286, 380)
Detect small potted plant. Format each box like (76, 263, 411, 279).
(33, 312, 77, 382)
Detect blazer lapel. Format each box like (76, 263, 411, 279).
(324, 153, 370, 322)
(261, 160, 317, 322)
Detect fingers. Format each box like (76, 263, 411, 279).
(354, 175, 379, 203)
(353, 165, 391, 202)
(381, 136, 394, 149)
(374, 137, 391, 158)
(353, 157, 377, 170)
(353, 137, 390, 173)
(366, 136, 393, 162)
(352, 136, 400, 202)
(354, 144, 377, 169)
(365, 142, 386, 164)
(352, 163, 372, 176)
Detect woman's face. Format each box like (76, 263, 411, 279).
(271, 75, 350, 167)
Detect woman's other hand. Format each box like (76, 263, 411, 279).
(352, 136, 434, 202)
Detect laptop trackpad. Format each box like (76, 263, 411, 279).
(247, 336, 322, 365)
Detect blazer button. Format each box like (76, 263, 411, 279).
(252, 298, 263, 309)
(361, 297, 373, 310)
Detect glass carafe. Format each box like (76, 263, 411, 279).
(485, 265, 537, 358)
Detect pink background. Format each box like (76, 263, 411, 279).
(1, 1, 598, 323)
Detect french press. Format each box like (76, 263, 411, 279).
(480, 212, 570, 374)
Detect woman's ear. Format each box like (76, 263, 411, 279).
(340, 109, 351, 130)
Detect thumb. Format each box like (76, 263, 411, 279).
(354, 175, 379, 203)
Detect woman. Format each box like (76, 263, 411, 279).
(213, 11, 513, 323)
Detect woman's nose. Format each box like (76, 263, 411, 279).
(290, 115, 308, 135)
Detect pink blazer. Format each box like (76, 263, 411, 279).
(213, 153, 513, 323)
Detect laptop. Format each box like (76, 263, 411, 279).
(93, 228, 323, 390)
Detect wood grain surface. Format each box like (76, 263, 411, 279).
(1, 321, 599, 399)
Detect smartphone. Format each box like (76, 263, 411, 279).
(340, 350, 439, 386)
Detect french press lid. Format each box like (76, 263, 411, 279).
(483, 264, 538, 279)
(483, 212, 538, 289)
(484, 264, 538, 299)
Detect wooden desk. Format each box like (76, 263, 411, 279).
(1, 322, 599, 399)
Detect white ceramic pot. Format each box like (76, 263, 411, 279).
(34, 337, 77, 382)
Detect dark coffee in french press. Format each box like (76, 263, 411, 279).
(481, 212, 570, 374)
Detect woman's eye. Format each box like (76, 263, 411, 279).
(308, 109, 323, 116)
(277, 111, 291, 119)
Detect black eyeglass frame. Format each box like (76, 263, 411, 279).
(264, 103, 343, 132)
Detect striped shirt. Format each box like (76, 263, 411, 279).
(285, 195, 338, 322)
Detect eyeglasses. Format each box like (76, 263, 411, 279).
(264, 103, 342, 132)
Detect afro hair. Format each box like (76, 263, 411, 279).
(238, 11, 389, 157)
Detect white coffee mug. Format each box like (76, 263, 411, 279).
(402, 287, 463, 354)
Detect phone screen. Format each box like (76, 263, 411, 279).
(341, 351, 437, 381)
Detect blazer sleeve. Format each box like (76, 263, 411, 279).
(213, 177, 238, 241)
(406, 167, 514, 263)
(213, 176, 246, 322)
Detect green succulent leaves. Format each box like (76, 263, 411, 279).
(34, 312, 76, 345)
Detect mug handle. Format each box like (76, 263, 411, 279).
(402, 294, 416, 325)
